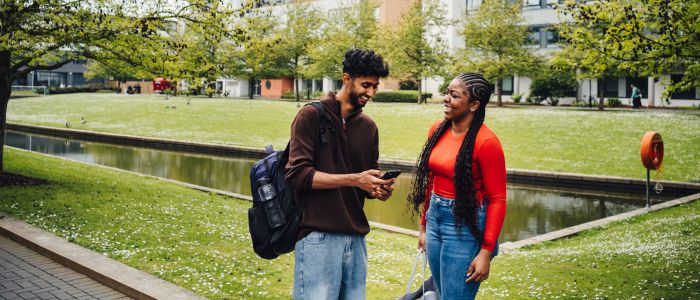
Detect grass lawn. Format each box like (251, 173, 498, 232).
(1, 148, 698, 299)
(7, 94, 700, 182)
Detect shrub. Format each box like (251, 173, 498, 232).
(373, 91, 420, 103)
(281, 89, 295, 99)
(525, 95, 534, 103)
(162, 88, 174, 95)
(399, 80, 419, 90)
(606, 97, 622, 107)
(205, 87, 216, 98)
(48, 84, 119, 94)
(512, 93, 523, 103)
(530, 67, 578, 105)
(311, 90, 325, 99)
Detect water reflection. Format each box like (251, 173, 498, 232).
(5, 131, 670, 243)
(6, 132, 254, 195)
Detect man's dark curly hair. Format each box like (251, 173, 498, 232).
(342, 48, 389, 78)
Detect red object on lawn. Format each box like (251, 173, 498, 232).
(153, 78, 171, 92)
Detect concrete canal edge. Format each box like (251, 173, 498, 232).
(499, 192, 700, 251)
(0, 213, 207, 300)
(8, 122, 700, 196)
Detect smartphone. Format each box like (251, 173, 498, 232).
(380, 170, 402, 180)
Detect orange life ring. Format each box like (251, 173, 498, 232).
(641, 131, 663, 170)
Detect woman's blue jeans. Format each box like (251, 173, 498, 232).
(425, 193, 498, 300)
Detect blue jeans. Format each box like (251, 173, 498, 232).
(425, 193, 499, 300)
(293, 231, 367, 300)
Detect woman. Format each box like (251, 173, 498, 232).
(408, 73, 506, 299)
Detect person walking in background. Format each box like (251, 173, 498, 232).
(631, 84, 642, 109)
(408, 73, 507, 300)
(285, 48, 395, 300)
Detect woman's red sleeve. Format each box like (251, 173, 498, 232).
(479, 137, 507, 252)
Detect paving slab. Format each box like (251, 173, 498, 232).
(0, 214, 207, 300)
(0, 235, 130, 300)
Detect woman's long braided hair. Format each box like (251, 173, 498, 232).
(408, 72, 492, 241)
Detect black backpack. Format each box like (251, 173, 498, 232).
(248, 101, 332, 259)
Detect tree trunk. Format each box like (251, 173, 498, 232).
(496, 79, 503, 107)
(249, 78, 254, 99)
(294, 76, 300, 104)
(417, 79, 423, 104)
(0, 96, 6, 174)
(598, 78, 605, 111)
(0, 50, 11, 174)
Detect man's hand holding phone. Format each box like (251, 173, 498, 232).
(372, 170, 400, 201)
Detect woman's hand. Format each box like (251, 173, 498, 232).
(418, 224, 426, 250)
(466, 249, 492, 282)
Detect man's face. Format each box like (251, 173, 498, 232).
(348, 76, 380, 108)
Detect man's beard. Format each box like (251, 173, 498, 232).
(348, 88, 364, 108)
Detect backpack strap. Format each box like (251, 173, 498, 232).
(306, 101, 333, 144)
(292, 101, 333, 216)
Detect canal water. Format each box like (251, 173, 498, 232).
(5, 131, 671, 243)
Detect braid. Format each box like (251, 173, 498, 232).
(453, 73, 491, 241)
(408, 120, 451, 214)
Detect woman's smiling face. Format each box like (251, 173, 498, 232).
(443, 78, 478, 122)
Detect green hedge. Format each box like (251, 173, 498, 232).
(373, 91, 432, 103)
(48, 85, 120, 94)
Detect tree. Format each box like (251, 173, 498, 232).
(84, 60, 151, 91)
(557, 0, 700, 105)
(456, 0, 540, 106)
(222, 6, 285, 99)
(277, 1, 321, 103)
(0, 0, 239, 173)
(379, 0, 449, 104)
(529, 66, 578, 106)
(171, 1, 234, 97)
(305, 0, 380, 80)
(551, 45, 622, 111)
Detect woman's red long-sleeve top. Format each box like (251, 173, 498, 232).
(420, 120, 507, 252)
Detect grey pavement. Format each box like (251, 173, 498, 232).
(0, 235, 132, 300)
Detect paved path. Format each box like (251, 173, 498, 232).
(0, 235, 131, 300)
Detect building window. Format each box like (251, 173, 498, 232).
(626, 76, 647, 98)
(35, 71, 67, 88)
(487, 76, 514, 96)
(333, 80, 343, 91)
(670, 74, 698, 99)
(72, 73, 87, 86)
(527, 26, 542, 46)
(501, 76, 514, 96)
(603, 77, 618, 98)
(466, 0, 483, 11)
(546, 28, 559, 46)
(523, 0, 541, 7)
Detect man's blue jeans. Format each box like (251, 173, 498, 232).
(425, 193, 498, 300)
(293, 231, 367, 300)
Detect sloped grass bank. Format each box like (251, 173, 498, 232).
(1, 148, 698, 299)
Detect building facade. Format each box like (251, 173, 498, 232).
(218, 0, 416, 99)
(427, 0, 700, 107)
(12, 60, 102, 89)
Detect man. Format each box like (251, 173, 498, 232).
(285, 48, 394, 299)
(631, 84, 642, 109)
